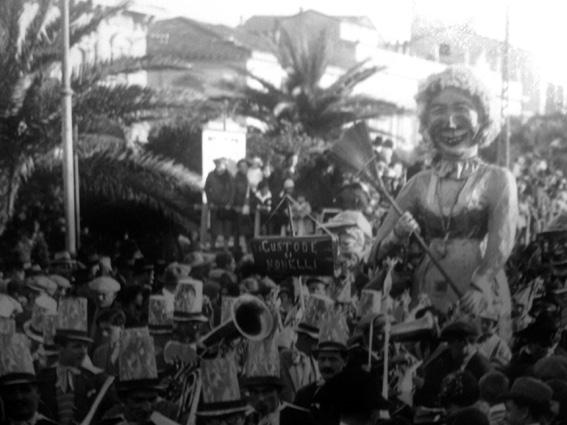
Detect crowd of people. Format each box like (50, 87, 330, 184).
(204, 154, 307, 250)
(0, 66, 567, 425)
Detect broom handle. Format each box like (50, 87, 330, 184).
(79, 376, 114, 425)
(372, 169, 463, 298)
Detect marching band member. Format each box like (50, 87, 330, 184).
(37, 297, 118, 425)
(280, 294, 330, 402)
(477, 308, 512, 369)
(414, 320, 491, 408)
(196, 352, 249, 425)
(294, 308, 349, 410)
(100, 327, 176, 425)
(243, 335, 315, 425)
(164, 278, 209, 364)
(0, 334, 57, 425)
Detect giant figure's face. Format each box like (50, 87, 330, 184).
(426, 88, 481, 158)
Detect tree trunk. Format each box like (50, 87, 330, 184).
(0, 162, 21, 236)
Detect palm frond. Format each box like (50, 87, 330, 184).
(72, 56, 191, 90)
(69, 1, 128, 47)
(30, 143, 203, 231)
(77, 146, 202, 230)
(19, 0, 54, 70)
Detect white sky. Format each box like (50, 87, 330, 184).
(138, 0, 567, 82)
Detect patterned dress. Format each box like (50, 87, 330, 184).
(373, 158, 518, 340)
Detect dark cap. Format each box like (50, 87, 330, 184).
(446, 407, 489, 425)
(534, 355, 567, 382)
(501, 377, 552, 406)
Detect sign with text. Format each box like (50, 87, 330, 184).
(251, 235, 338, 276)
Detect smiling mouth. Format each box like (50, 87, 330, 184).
(438, 130, 469, 146)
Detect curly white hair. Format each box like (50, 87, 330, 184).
(415, 65, 498, 148)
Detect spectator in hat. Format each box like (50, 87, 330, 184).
(209, 251, 237, 286)
(306, 277, 329, 296)
(477, 307, 512, 369)
(414, 320, 492, 407)
(26, 275, 58, 298)
(534, 355, 567, 383)
(49, 274, 71, 300)
(205, 157, 234, 249)
(502, 377, 553, 425)
(247, 156, 264, 190)
(478, 372, 509, 425)
(161, 262, 187, 315)
(439, 371, 481, 415)
(506, 313, 558, 382)
(19, 276, 57, 329)
(233, 158, 252, 251)
(277, 178, 295, 234)
(88, 276, 122, 347)
(278, 284, 295, 324)
(120, 285, 146, 327)
(290, 193, 314, 236)
(253, 179, 273, 234)
(131, 258, 154, 291)
(547, 379, 567, 425)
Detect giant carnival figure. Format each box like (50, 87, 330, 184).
(371, 66, 518, 340)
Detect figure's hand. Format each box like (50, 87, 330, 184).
(459, 288, 489, 316)
(393, 212, 419, 240)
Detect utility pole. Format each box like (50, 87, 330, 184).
(499, 4, 511, 169)
(61, 0, 76, 255)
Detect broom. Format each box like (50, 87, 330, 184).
(330, 122, 461, 298)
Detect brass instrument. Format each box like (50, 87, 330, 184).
(200, 294, 275, 348)
(163, 294, 275, 422)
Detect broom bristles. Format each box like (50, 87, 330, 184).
(331, 122, 378, 180)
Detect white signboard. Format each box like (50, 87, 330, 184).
(201, 120, 247, 201)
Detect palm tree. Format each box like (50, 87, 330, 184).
(0, 0, 202, 237)
(220, 27, 404, 139)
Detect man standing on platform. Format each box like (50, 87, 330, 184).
(205, 157, 234, 249)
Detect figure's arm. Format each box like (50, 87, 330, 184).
(471, 168, 518, 293)
(370, 175, 421, 265)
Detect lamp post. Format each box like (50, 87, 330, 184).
(499, 3, 511, 169)
(61, 0, 76, 254)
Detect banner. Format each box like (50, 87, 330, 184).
(251, 235, 338, 276)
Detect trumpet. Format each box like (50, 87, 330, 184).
(200, 294, 275, 348)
